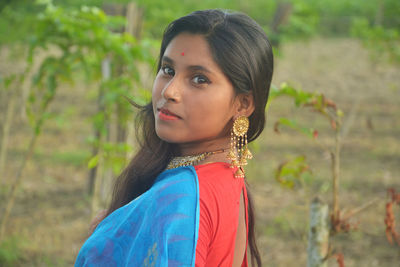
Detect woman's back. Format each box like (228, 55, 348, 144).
(195, 162, 248, 266)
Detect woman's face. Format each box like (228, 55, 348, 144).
(152, 33, 238, 149)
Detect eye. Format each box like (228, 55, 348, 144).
(192, 75, 210, 85)
(161, 65, 175, 76)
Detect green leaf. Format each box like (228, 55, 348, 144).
(88, 154, 99, 169)
(275, 155, 312, 189)
(276, 118, 314, 138)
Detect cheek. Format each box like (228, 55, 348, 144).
(186, 94, 233, 129)
(152, 76, 161, 98)
(152, 76, 163, 107)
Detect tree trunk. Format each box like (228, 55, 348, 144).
(91, 140, 104, 218)
(126, 2, 143, 39)
(271, 1, 293, 33)
(124, 2, 143, 161)
(269, 1, 293, 47)
(89, 57, 110, 214)
(374, 0, 384, 26)
(307, 197, 329, 267)
(101, 58, 116, 205)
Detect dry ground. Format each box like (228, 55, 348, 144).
(0, 38, 399, 266)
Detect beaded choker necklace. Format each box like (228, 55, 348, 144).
(166, 148, 228, 170)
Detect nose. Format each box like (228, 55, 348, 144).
(162, 76, 181, 103)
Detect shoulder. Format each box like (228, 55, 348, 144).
(194, 162, 245, 221)
(194, 162, 236, 184)
(194, 162, 244, 197)
(154, 166, 199, 194)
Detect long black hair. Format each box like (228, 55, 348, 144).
(107, 9, 273, 266)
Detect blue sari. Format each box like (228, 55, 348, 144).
(75, 166, 200, 267)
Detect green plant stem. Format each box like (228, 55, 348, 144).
(332, 129, 341, 217)
(0, 90, 16, 181)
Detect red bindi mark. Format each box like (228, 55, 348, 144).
(181, 52, 185, 56)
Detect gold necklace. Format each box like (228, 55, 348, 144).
(166, 148, 228, 170)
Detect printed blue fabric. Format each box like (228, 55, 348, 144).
(75, 166, 200, 267)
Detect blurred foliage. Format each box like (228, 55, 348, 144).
(351, 17, 400, 64)
(275, 155, 313, 189)
(24, 1, 148, 127)
(269, 82, 343, 199)
(1, 0, 398, 67)
(1, 0, 400, 44)
(0, 1, 158, 240)
(23, 0, 156, 173)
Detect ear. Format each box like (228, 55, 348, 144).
(233, 93, 255, 119)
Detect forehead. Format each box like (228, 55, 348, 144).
(163, 33, 220, 70)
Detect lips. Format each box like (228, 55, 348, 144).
(157, 108, 181, 121)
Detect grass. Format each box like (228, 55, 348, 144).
(0, 235, 26, 266)
(0, 37, 399, 266)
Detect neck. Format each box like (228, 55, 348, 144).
(177, 136, 231, 164)
(178, 136, 230, 155)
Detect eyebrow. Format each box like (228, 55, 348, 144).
(162, 55, 212, 74)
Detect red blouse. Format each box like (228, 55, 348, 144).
(194, 162, 249, 267)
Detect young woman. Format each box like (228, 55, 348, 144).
(75, 9, 273, 267)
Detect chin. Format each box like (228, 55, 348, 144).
(155, 127, 183, 144)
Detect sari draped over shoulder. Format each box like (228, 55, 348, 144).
(75, 166, 200, 267)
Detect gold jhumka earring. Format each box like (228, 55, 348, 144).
(227, 115, 252, 178)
